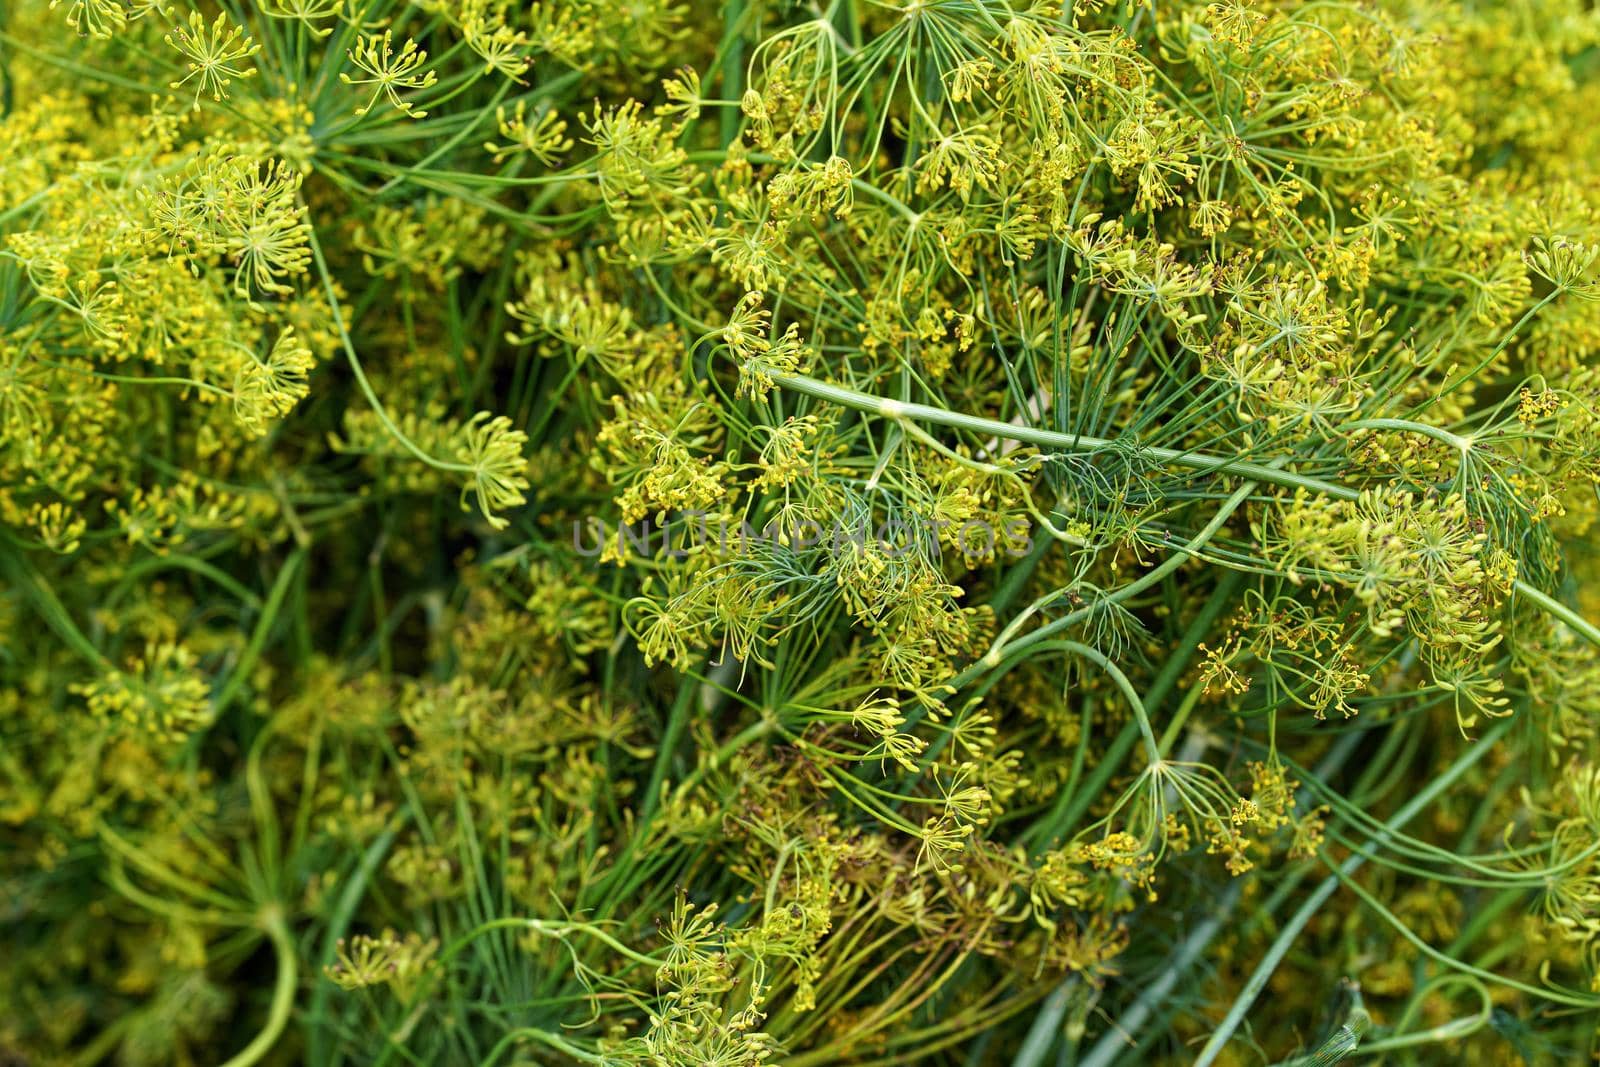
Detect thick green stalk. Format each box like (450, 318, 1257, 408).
(763, 368, 1356, 500)
(219, 907, 297, 1067)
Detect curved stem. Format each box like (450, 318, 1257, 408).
(1360, 975, 1492, 1054)
(968, 478, 1259, 681)
(304, 218, 472, 475)
(1056, 640, 1161, 765)
(220, 908, 297, 1067)
(1329, 864, 1600, 1009)
(440, 917, 662, 970)
(1345, 417, 1471, 453)
(478, 1027, 606, 1066)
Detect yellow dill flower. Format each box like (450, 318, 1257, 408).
(51, 0, 127, 39)
(455, 412, 530, 530)
(1526, 236, 1600, 300)
(71, 641, 211, 743)
(326, 931, 439, 1001)
(659, 66, 703, 124)
(26, 500, 86, 554)
(166, 11, 260, 109)
(226, 162, 312, 300)
(258, 0, 341, 38)
(483, 100, 572, 166)
(461, 9, 532, 82)
(234, 328, 315, 437)
(341, 32, 440, 119)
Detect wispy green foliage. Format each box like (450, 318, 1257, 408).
(5, 0, 1600, 1064)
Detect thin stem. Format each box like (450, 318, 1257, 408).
(639, 677, 696, 824)
(1345, 417, 1472, 453)
(1192, 718, 1513, 1067)
(967, 478, 1259, 681)
(304, 217, 471, 475)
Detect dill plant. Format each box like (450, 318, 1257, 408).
(3, 0, 1600, 1065)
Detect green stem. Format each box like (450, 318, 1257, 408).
(1359, 976, 1491, 1055)
(639, 677, 696, 824)
(1345, 417, 1471, 452)
(1056, 641, 1161, 764)
(219, 908, 297, 1067)
(479, 1027, 606, 1066)
(717, 0, 746, 149)
(304, 219, 472, 475)
(668, 716, 777, 798)
(1330, 865, 1600, 1009)
(764, 368, 1348, 499)
(1010, 981, 1075, 1067)
(0, 538, 107, 668)
(212, 549, 306, 718)
(965, 479, 1258, 683)
(765, 370, 1600, 651)
(1192, 718, 1513, 1067)
(1515, 581, 1600, 648)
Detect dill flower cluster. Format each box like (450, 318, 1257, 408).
(5, 0, 1600, 1064)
